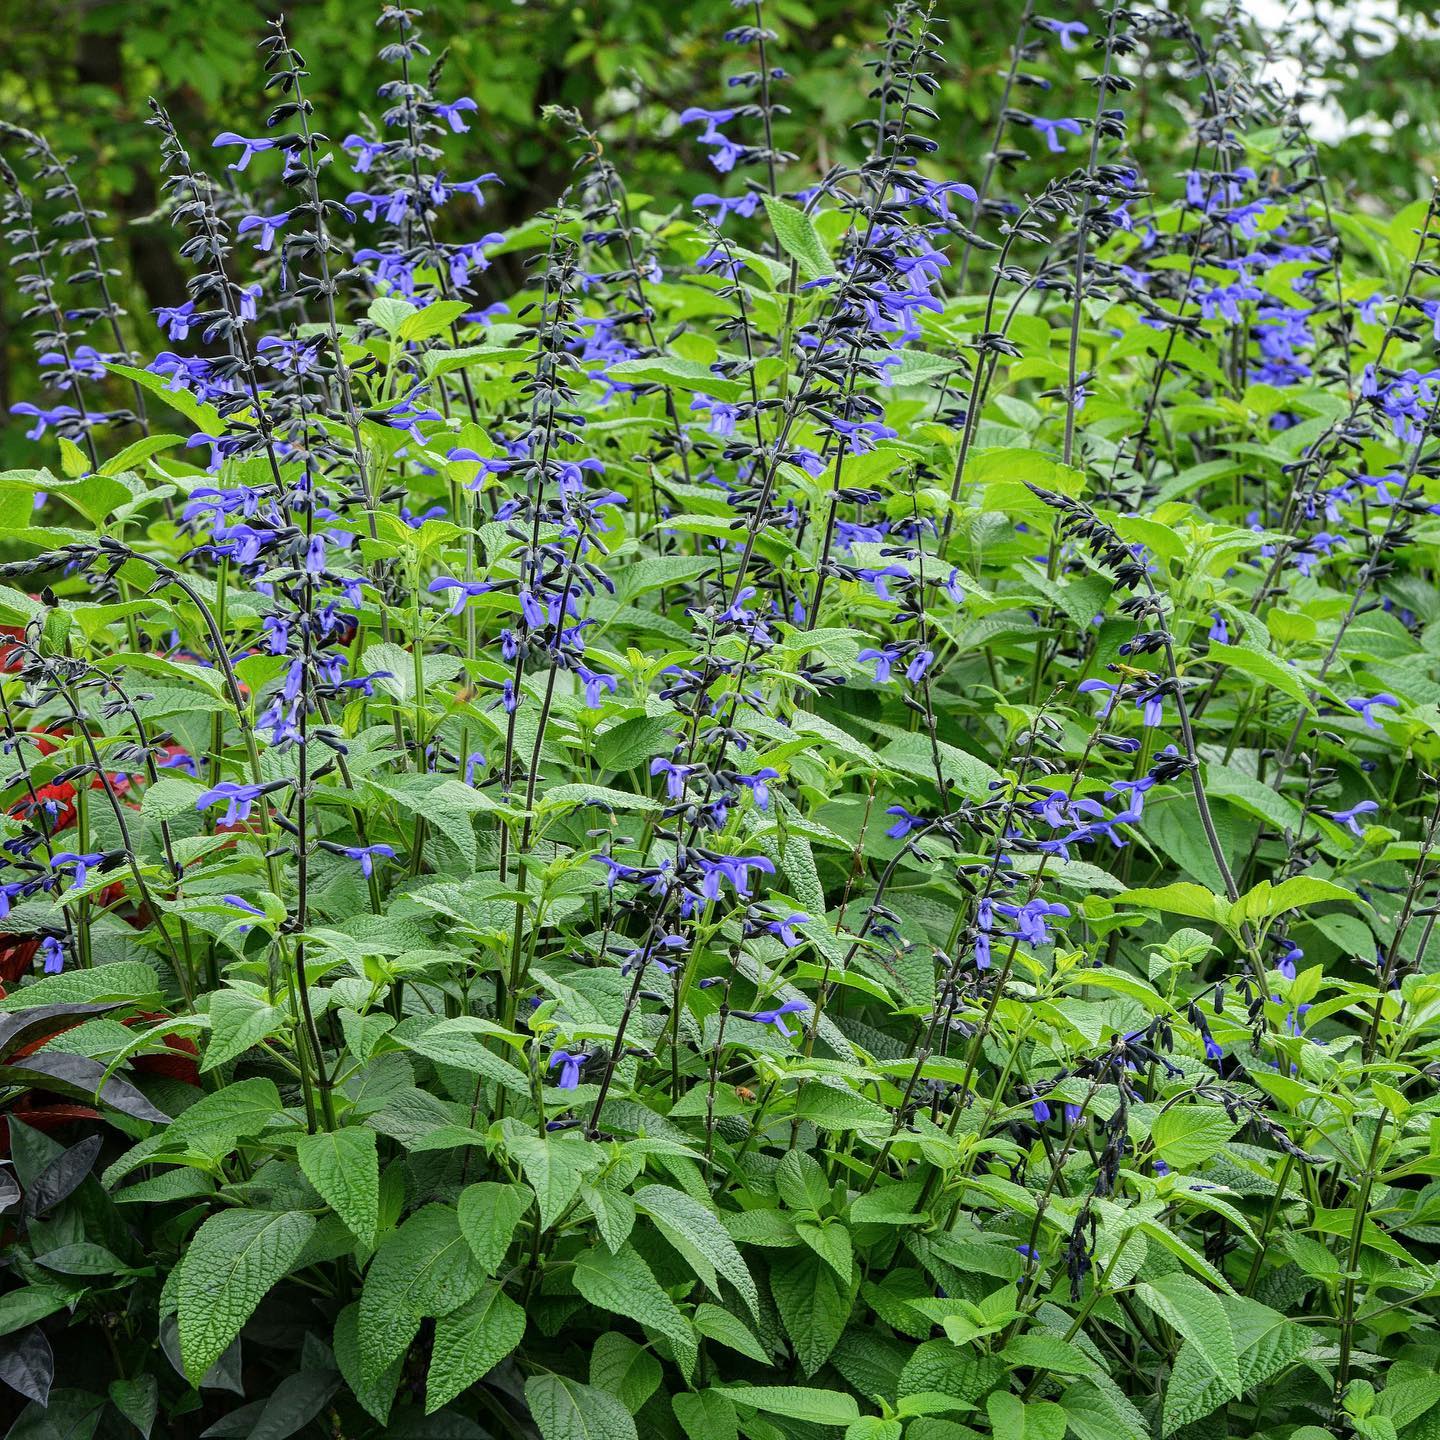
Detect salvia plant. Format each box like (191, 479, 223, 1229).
(2, 2, 1440, 1438)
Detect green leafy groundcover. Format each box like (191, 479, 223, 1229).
(1, 2, 1440, 1438)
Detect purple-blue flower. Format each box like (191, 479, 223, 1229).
(1345, 694, 1399, 729)
(1328, 800, 1379, 837)
(213, 131, 279, 170)
(549, 1050, 584, 1090)
(736, 999, 808, 1038)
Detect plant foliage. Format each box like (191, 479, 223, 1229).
(1, 3, 1440, 1439)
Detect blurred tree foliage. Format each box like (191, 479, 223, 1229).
(3, 0, 1439, 467)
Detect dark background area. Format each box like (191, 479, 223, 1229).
(3, 0, 1440, 469)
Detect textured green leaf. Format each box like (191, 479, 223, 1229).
(200, 991, 282, 1073)
(693, 1303, 769, 1363)
(675, 1391, 739, 1440)
(333, 1303, 402, 1427)
(573, 1242, 696, 1373)
(457, 1180, 530, 1273)
(987, 1393, 1065, 1440)
(507, 1134, 598, 1230)
(358, 1204, 486, 1382)
(769, 1248, 855, 1376)
(296, 1127, 380, 1247)
(635, 1183, 760, 1318)
(176, 1209, 316, 1383)
(1137, 1273, 1239, 1395)
(796, 1219, 853, 1284)
(720, 1385, 860, 1426)
(1161, 1297, 1309, 1435)
(590, 1332, 662, 1414)
(526, 1374, 639, 1440)
(1149, 1107, 1241, 1169)
(762, 195, 833, 279)
(166, 1076, 283, 1151)
(426, 1279, 525, 1414)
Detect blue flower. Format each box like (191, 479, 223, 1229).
(10, 403, 81, 441)
(885, 806, 924, 840)
(237, 210, 294, 252)
(212, 131, 279, 170)
(736, 999, 808, 1038)
(1345, 694, 1399, 729)
(678, 107, 743, 172)
(549, 1050, 584, 1090)
(1036, 16, 1089, 49)
(764, 912, 810, 947)
(50, 851, 106, 888)
(40, 936, 65, 975)
(1032, 1099, 1052, 1123)
(1077, 678, 1119, 717)
(859, 646, 901, 683)
(1273, 941, 1303, 981)
(335, 844, 396, 877)
(433, 97, 479, 132)
(1025, 115, 1085, 153)
(195, 780, 272, 827)
(428, 577, 495, 615)
(1328, 800, 1379, 837)
(737, 769, 780, 809)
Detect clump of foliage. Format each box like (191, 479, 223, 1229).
(2, 3, 1440, 1438)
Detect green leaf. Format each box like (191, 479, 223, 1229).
(525, 1375, 639, 1440)
(1232, 875, 1358, 926)
(693, 1303, 769, 1363)
(796, 1219, 853, 1284)
(1137, 1273, 1239, 1395)
(400, 1022, 531, 1095)
(1062, 1380, 1149, 1440)
(986, 1393, 1066, 1440)
(507, 1133, 599, 1230)
(176, 1209, 316, 1383)
(675, 1391, 739, 1440)
(590, 1332, 663, 1414)
(1149, 1106, 1241, 1169)
(108, 1376, 159, 1439)
(720, 1385, 860, 1426)
(604, 356, 744, 401)
(1206, 641, 1315, 710)
(776, 1151, 830, 1212)
(1161, 1297, 1308, 1434)
(334, 1303, 403, 1427)
(200, 991, 281, 1073)
(166, 1076, 283, 1151)
(0, 1285, 74, 1340)
(1135, 1219, 1235, 1294)
(358, 1204, 486, 1383)
(634, 1183, 760, 1318)
(424, 345, 527, 379)
(398, 299, 470, 342)
(426, 1279, 525, 1414)
(796, 1082, 890, 1133)
(594, 716, 672, 773)
(763, 195, 833, 280)
(98, 433, 187, 478)
(457, 1180, 530, 1274)
(297, 1127, 380, 1247)
(573, 1243, 697, 1373)
(1115, 883, 1227, 924)
(0, 962, 161, 1013)
(769, 1248, 855, 1376)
